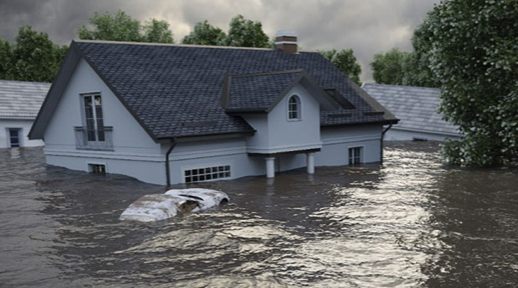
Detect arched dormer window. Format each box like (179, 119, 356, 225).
(288, 95, 301, 120)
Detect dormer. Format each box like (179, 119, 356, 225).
(222, 70, 338, 154)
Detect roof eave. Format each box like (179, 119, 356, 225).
(322, 119, 399, 128)
(29, 41, 82, 140)
(156, 130, 255, 141)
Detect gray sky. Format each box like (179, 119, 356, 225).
(0, 0, 439, 82)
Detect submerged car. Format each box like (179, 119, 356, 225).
(119, 188, 229, 222)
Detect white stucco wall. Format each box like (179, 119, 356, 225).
(384, 128, 461, 142)
(164, 137, 266, 185)
(43, 59, 165, 184)
(0, 119, 44, 148)
(316, 124, 383, 166)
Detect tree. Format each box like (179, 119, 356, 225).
(370, 48, 409, 85)
(417, 0, 518, 166)
(78, 10, 174, 43)
(182, 20, 226, 45)
(0, 37, 13, 79)
(78, 10, 141, 42)
(407, 24, 441, 88)
(143, 19, 174, 43)
(225, 15, 270, 48)
(321, 49, 362, 85)
(7, 26, 67, 82)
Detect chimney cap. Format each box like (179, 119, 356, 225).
(275, 30, 297, 38)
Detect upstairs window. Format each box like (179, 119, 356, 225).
(83, 94, 105, 142)
(288, 95, 301, 120)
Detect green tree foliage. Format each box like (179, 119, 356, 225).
(321, 49, 362, 85)
(370, 48, 408, 85)
(0, 37, 13, 79)
(143, 19, 174, 43)
(370, 47, 440, 87)
(0, 26, 67, 82)
(78, 10, 174, 43)
(182, 15, 270, 48)
(225, 15, 270, 48)
(418, 0, 518, 166)
(407, 25, 441, 88)
(182, 20, 226, 45)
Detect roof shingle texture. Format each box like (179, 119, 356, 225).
(226, 71, 302, 111)
(0, 80, 50, 119)
(362, 83, 460, 136)
(75, 41, 397, 138)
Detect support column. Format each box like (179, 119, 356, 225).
(306, 152, 315, 174)
(265, 157, 275, 178)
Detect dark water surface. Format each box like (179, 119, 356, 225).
(1, 142, 518, 287)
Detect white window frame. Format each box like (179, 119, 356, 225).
(80, 92, 105, 143)
(182, 164, 232, 183)
(287, 95, 302, 121)
(348, 146, 363, 165)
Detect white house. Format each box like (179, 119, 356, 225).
(29, 32, 398, 186)
(362, 83, 461, 141)
(0, 80, 49, 148)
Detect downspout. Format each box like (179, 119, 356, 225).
(380, 124, 393, 165)
(165, 138, 177, 187)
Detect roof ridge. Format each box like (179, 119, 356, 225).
(0, 79, 52, 85)
(74, 39, 318, 53)
(362, 82, 440, 91)
(228, 69, 304, 78)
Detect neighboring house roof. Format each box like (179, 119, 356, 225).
(31, 40, 398, 141)
(0, 80, 50, 119)
(362, 83, 460, 136)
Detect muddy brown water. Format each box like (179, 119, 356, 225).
(1, 142, 518, 287)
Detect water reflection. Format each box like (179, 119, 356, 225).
(1, 143, 518, 287)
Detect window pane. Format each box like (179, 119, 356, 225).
(86, 119, 96, 141)
(95, 106, 104, 121)
(9, 129, 19, 147)
(96, 119, 105, 141)
(288, 96, 300, 119)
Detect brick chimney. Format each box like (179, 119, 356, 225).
(275, 30, 298, 54)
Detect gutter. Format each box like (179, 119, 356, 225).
(165, 139, 177, 187)
(380, 124, 393, 165)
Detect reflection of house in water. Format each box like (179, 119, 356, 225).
(363, 83, 461, 141)
(29, 32, 399, 186)
(0, 80, 49, 148)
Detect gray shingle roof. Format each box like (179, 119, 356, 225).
(362, 83, 460, 136)
(0, 80, 50, 119)
(225, 70, 302, 111)
(68, 41, 398, 139)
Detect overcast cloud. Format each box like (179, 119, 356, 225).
(0, 0, 439, 81)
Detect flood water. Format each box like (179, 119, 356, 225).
(1, 142, 518, 287)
